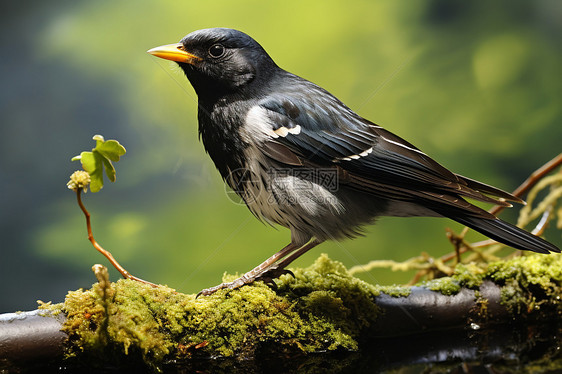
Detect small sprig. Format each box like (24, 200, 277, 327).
(71, 135, 126, 193)
(68, 135, 156, 288)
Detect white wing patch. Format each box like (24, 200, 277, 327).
(243, 106, 302, 143)
(273, 126, 289, 137)
(289, 125, 302, 135)
(337, 147, 373, 162)
(369, 124, 428, 156)
(274, 124, 301, 137)
(359, 147, 373, 157)
(380, 136, 427, 156)
(243, 106, 279, 142)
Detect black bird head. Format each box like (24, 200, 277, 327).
(148, 28, 278, 99)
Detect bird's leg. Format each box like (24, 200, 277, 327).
(197, 239, 320, 297)
(270, 239, 321, 272)
(197, 242, 298, 297)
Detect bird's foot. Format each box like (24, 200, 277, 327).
(196, 267, 295, 297)
(256, 267, 295, 291)
(196, 279, 244, 297)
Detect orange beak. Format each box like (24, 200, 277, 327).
(147, 43, 201, 64)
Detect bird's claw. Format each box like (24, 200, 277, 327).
(196, 278, 244, 298)
(196, 266, 294, 297)
(260, 276, 278, 290)
(284, 269, 295, 278)
(257, 267, 295, 290)
(261, 267, 294, 279)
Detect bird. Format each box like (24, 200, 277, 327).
(148, 28, 560, 296)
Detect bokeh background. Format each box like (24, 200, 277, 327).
(1, 0, 561, 313)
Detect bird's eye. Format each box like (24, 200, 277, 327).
(208, 44, 225, 58)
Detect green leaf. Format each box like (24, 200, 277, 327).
(80, 151, 104, 193)
(71, 135, 126, 192)
(97, 139, 126, 162)
(101, 155, 116, 182)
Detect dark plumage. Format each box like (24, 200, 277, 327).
(148, 28, 559, 295)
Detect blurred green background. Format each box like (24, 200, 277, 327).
(1, 0, 560, 313)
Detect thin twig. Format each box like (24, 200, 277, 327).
(531, 207, 553, 236)
(76, 189, 157, 287)
(500, 153, 562, 214)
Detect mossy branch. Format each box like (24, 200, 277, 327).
(17, 252, 562, 372)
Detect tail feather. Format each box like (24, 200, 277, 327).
(456, 174, 525, 205)
(447, 214, 560, 254)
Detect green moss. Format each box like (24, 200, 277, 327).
(52, 253, 562, 368)
(423, 277, 462, 296)
(487, 254, 562, 316)
(452, 263, 487, 289)
(376, 284, 412, 298)
(37, 300, 65, 316)
(417, 253, 562, 317)
(420, 262, 487, 295)
(57, 254, 381, 367)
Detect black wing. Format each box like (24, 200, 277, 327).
(257, 89, 519, 209)
(253, 86, 559, 254)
